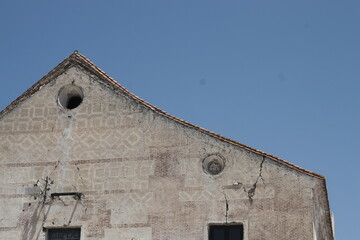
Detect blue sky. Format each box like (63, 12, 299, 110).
(1, 1, 359, 238)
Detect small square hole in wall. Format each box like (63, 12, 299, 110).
(209, 224, 244, 240)
(47, 228, 81, 240)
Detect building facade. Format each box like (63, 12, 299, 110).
(0, 52, 334, 240)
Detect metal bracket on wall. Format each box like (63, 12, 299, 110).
(50, 192, 83, 200)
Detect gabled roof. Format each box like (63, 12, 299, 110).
(0, 51, 334, 238)
(0, 51, 325, 180)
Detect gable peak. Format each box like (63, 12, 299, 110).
(0, 52, 326, 181)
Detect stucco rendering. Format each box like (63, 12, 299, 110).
(0, 52, 334, 240)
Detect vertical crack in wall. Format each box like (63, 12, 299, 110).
(74, 163, 86, 187)
(79, 198, 88, 215)
(215, 179, 230, 223)
(219, 189, 229, 224)
(49, 161, 60, 177)
(224, 191, 229, 224)
(42, 176, 49, 204)
(248, 156, 266, 201)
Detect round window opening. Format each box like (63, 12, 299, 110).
(58, 85, 84, 110)
(202, 154, 225, 175)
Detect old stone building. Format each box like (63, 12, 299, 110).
(0, 52, 334, 240)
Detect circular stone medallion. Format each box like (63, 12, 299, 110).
(202, 154, 225, 175)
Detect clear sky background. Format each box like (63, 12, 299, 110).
(0, 1, 359, 238)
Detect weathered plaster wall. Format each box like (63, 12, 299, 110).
(312, 180, 334, 239)
(0, 66, 330, 240)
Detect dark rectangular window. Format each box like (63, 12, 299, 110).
(47, 228, 81, 240)
(209, 225, 244, 240)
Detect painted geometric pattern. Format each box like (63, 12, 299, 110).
(71, 127, 148, 160)
(106, 192, 154, 224)
(73, 161, 155, 191)
(0, 106, 145, 133)
(0, 76, 145, 133)
(0, 126, 149, 163)
(0, 132, 59, 163)
(179, 186, 275, 202)
(0, 165, 55, 191)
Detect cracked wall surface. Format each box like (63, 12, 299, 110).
(0, 66, 333, 240)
